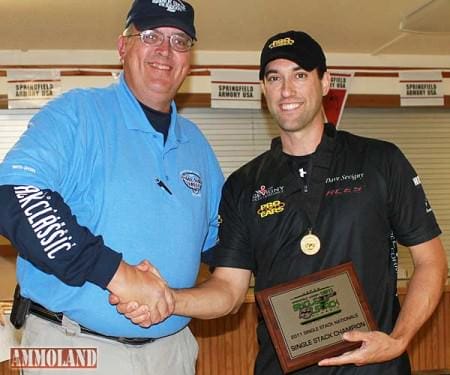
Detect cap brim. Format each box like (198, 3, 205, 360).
(262, 52, 317, 75)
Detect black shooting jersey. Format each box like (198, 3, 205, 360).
(211, 124, 441, 375)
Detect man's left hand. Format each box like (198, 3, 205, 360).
(318, 330, 407, 367)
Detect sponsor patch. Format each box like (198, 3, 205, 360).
(325, 186, 363, 197)
(413, 176, 421, 186)
(252, 185, 285, 202)
(269, 37, 294, 49)
(181, 170, 202, 195)
(257, 200, 285, 218)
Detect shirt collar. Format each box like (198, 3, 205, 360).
(269, 123, 337, 183)
(270, 123, 336, 160)
(116, 73, 189, 144)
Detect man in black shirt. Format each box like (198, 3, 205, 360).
(119, 30, 448, 374)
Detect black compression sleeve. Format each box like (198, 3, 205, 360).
(0, 185, 122, 289)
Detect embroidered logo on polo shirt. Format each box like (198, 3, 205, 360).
(181, 170, 202, 196)
(325, 186, 363, 197)
(325, 172, 364, 184)
(252, 185, 285, 202)
(257, 200, 285, 218)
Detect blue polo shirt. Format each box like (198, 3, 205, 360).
(0, 74, 224, 337)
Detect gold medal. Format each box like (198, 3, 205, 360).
(300, 231, 321, 255)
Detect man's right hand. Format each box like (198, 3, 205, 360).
(113, 267, 253, 328)
(107, 260, 174, 326)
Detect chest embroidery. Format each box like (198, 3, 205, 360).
(257, 200, 285, 218)
(180, 170, 202, 195)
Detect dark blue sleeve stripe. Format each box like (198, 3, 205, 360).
(0, 185, 122, 289)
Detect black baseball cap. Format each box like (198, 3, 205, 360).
(259, 30, 326, 80)
(125, 0, 196, 40)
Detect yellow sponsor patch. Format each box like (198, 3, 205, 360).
(269, 37, 294, 49)
(257, 200, 285, 218)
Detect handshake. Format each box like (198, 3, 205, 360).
(107, 260, 175, 327)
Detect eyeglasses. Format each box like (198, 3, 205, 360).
(125, 29, 194, 52)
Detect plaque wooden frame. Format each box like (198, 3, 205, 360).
(255, 262, 377, 373)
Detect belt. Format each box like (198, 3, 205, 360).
(29, 302, 157, 346)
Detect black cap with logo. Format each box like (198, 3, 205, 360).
(126, 0, 196, 40)
(259, 30, 326, 80)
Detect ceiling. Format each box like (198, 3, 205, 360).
(1, 0, 450, 57)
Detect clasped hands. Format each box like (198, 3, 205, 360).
(108, 260, 174, 326)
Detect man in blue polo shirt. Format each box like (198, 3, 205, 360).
(0, 0, 223, 374)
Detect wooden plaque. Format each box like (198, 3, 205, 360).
(255, 262, 377, 373)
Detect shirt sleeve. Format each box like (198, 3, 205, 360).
(0, 97, 75, 190)
(386, 145, 441, 247)
(0, 185, 122, 288)
(208, 174, 255, 270)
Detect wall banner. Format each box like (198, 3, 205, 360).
(322, 71, 354, 128)
(7, 70, 61, 109)
(211, 69, 261, 109)
(399, 71, 444, 106)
